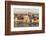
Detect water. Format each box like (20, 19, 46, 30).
(14, 23, 39, 27)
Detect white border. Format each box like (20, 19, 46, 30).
(11, 5, 42, 31)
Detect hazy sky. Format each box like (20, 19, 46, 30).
(14, 8, 39, 14)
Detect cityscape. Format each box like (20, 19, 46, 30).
(14, 12, 39, 27)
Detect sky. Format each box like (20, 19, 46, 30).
(14, 8, 39, 14)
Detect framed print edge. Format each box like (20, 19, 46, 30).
(5, 1, 45, 35)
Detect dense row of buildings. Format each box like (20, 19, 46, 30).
(14, 12, 39, 24)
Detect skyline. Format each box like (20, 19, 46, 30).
(14, 8, 39, 14)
